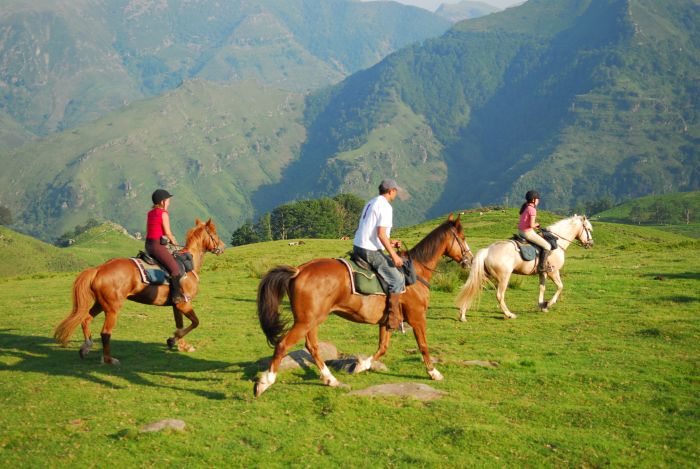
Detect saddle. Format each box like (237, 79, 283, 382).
(338, 252, 417, 296)
(510, 230, 558, 261)
(131, 250, 194, 285)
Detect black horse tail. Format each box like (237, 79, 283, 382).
(257, 265, 299, 347)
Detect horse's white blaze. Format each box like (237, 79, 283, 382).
(428, 368, 444, 380)
(320, 365, 340, 386)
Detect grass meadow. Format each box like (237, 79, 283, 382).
(0, 209, 698, 467)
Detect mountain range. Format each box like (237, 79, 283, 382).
(0, 0, 450, 136)
(1, 0, 698, 242)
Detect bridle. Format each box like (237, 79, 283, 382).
(449, 227, 472, 268)
(548, 218, 593, 249)
(410, 226, 472, 273)
(204, 226, 225, 254)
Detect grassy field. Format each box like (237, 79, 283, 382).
(0, 209, 698, 467)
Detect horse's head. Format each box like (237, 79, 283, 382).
(576, 215, 594, 248)
(446, 212, 473, 268)
(191, 218, 226, 255)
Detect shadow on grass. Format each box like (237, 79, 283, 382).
(0, 329, 230, 399)
(650, 272, 700, 281)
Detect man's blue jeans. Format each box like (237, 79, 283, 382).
(353, 246, 405, 293)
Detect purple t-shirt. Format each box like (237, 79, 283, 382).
(518, 204, 537, 232)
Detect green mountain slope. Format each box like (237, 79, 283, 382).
(0, 226, 88, 277)
(0, 0, 450, 135)
(434, 1, 500, 22)
(0, 80, 307, 241)
(257, 0, 699, 223)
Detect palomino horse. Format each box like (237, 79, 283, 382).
(54, 218, 225, 363)
(456, 215, 593, 320)
(254, 213, 473, 396)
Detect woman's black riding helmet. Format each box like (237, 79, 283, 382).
(525, 190, 540, 202)
(152, 189, 173, 205)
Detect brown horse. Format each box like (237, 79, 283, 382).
(54, 218, 225, 364)
(456, 215, 593, 320)
(254, 213, 472, 396)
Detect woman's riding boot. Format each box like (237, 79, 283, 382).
(538, 249, 552, 273)
(385, 293, 403, 331)
(170, 275, 188, 304)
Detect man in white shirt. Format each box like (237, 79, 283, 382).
(353, 179, 405, 331)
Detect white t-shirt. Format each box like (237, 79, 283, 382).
(353, 195, 393, 251)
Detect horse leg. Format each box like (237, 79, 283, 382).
(353, 325, 391, 374)
(166, 306, 185, 350)
(543, 270, 564, 311)
(168, 305, 198, 352)
(538, 272, 548, 311)
(495, 273, 517, 319)
(305, 327, 341, 387)
(100, 310, 120, 365)
(79, 303, 102, 359)
(255, 322, 309, 397)
(409, 315, 442, 380)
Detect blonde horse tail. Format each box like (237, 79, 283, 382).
(257, 265, 299, 347)
(456, 248, 488, 313)
(54, 267, 98, 346)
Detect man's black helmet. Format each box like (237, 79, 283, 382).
(151, 189, 173, 205)
(525, 190, 540, 202)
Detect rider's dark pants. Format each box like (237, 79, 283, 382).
(145, 239, 180, 277)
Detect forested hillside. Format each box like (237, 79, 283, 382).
(0, 80, 307, 240)
(0, 0, 449, 135)
(256, 0, 699, 221)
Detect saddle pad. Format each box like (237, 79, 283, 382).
(516, 243, 537, 261)
(130, 258, 170, 285)
(337, 258, 386, 296)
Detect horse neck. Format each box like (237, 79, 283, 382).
(184, 234, 206, 273)
(548, 219, 578, 251)
(410, 240, 447, 282)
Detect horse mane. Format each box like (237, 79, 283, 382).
(409, 220, 458, 264)
(185, 220, 216, 248)
(547, 215, 583, 233)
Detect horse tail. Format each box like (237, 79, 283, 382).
(455, 248, 488, 312)
(257, 265, 299, 347)
(54, 267, 98, 346)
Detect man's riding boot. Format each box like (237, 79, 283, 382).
(538, 249, 551, 273)
(170, 275, 189, 304)
(385, 293, 403, 331)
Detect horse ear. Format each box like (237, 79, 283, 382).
(456, 212, 463, 222)
(195, 217, 203, 225)
(448, 212, 454, 221)
(206, 218, 213, 226)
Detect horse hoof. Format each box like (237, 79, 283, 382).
(101, 356, 120, 365)
(254, 381, 266, 397)
(459, 315, 467, 322)
(504, 313, 517, 319)
(166, 337, 177, 350)
(178, 341, 196, 353)
(428, 368, 444, 381)
(79, 348, 89, 359)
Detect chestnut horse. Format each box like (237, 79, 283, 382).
(456, 215, 593, 320)
(54, 218, 225, 364)
(254, 213, 472, 396)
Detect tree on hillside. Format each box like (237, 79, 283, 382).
(333, 193, 365, 237)
(0, 205, 12, 225)
(230, 219, 259, 247)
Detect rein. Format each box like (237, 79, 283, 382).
(406, 227, 471, 276)
(546, 220, 592, 249)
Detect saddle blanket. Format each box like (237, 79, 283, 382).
(337, 258, 386, 296)
(130, 258, 170, 285)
